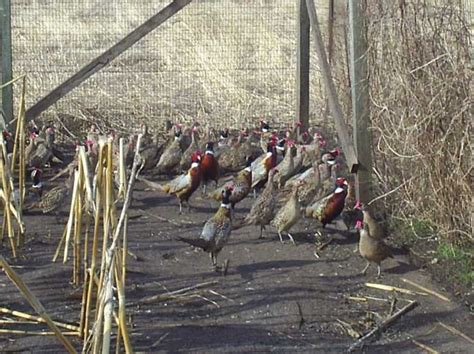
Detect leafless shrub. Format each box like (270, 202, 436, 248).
(362, 0, 472, 245)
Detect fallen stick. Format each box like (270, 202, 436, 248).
(0, 256, 77, 353)
(348, 300, 418, 352)
(0, 306, 80, 331)
(401, 278, 451, 302)
(365, 282, 427, 296)
(137, 208, 200, 227)
(0, 329, 79, 336)
(437, 321, 474, 344)
(140, 281, 219, 304)
(151, 332, 170, 347)
(412, 339, 439, 354)
(317, 237, 334, 251)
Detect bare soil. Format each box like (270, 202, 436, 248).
(0, 173, 473, 353)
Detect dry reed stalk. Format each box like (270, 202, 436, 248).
(437, 321, 474, 345)
(73, 170, 84, 285)
(78, 146, 95, 213)
(0, 329, 79, 336)
(365, 283, 427, 296)
(118, 137, 127, 200)
(53, 226, 68, 262)
(0, 141, 17, 258)
(63, 169, 81, 263)
(0, 306, 80, 331)
(91, 134, 142, 354)
(412, 340, 439, 354)
(401, 278, 451, 302)
(82, 141, 106, 340)
(114, 254, 132, 354)
(0, 256, 77, 353)
(11, 76, 26, 248)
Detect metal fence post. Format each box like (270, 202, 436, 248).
(0, 0, 13, 126)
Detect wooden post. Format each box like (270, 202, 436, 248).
(25, 0, 193, 121)
(305, 0, 358, 172)
(296, 0, 310, 134)
(327, 0, 335, 65)
(348, 0, 372, 203)
(0, 0, 13, 125)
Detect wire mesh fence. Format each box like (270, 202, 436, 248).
(11, 0, 341, 133)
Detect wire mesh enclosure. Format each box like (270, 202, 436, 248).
(11, 0, 342, 132)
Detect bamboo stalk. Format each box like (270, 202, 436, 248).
(0, 256, 77, 353)
(0, 306, 80, 331)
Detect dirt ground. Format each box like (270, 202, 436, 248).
(0, 174, 473, 353)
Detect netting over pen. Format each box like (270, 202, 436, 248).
(12, 0, 344, 133)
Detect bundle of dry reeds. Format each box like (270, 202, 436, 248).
(0, 75, 28, 257)
(51, 132, 140, 353)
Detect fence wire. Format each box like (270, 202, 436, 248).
(11, 0, 340, 132)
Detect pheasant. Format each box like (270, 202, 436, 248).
(305, 177, 348, 228)
(36, 165, 75, 215)
(201, 142, 219, 193)
(356, 220, 393, 278)
(273, 140, 298, 189)
(259, 120, 272, 153)
(341, 180, 361, 231)
(207, 156, 253, 209)
(362, 205, 387, 240)
(179, 126, 200, 172)
(271, 181, 303, 244)
(234, 168, 278, 238)
(155, 127, 183, 174)
(28, 167, 44, 199)
(136, 133, 163, 174)
(27, 128, 55, 168)
(140, 151, 202, 213)
(251, 140, 277, 192)
(178, 187, 233, 271)
(2, 129, 14, 154)
(218, 130, 259, 173)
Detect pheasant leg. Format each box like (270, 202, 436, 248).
(258, 225, 264, 239)
(376, 264, 382, 278)
(179, 201, 183, 215)
(210, 253, 220, 272)
(278, 232, 284, 243)
(360, 261, 370, 275)
(287, 232, 296, 245)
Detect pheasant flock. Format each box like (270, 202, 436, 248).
(2, 119, 394, 277)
